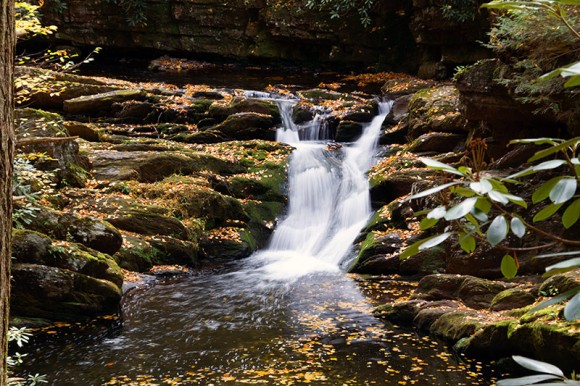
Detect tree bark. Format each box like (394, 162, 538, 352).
(0, 0, 14, 383)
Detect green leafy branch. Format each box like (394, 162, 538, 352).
(402, 137, 580, 275)
(497, 355, 580, 385)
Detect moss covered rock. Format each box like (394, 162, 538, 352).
(348, 231, 403, 274)
(11, 263, 122, 322)
(201, 227, 257, 260)
(406, 86, 467, 140)
(414, 274, 515, 309)
(208, 98, 280, 122)
(335, 121, 364, 142)
(203, 112, 277, 141)
(15, 108, 90, 187)
(107, 210, 192, 240)
(114, 235, 158, 272)
(64, 89, 147, 115)
(490, 288, 536, 311)
(22, 207, 123, 255)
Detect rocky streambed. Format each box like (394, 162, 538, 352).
(10, 61, 579, 383)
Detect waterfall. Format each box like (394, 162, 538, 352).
(249, 99, 392, 281)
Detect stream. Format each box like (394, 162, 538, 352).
(16, 82, 499, 385)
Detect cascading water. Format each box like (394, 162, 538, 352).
(16, 93, 496, 385)
(249, 99, 392, 280)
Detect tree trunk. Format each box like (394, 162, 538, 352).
(0, 0, 14, 383)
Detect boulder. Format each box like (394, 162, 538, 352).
(146, 235, 200, 266)
(204, 112, 277, 141)
(406, 85, 468, 139)
(63, 121, 100, 142)
(370, 167, 435, 206)
(200, 227, 257, 260)
(342, 100, 379, 122)
(490, 288, 536, 311)
(385, 95, 411, 124)
(335, 121, 364, 142)
(292, 104, 315, 124)
(64, 89, 148, 115)
(413, 274, 515, 309)
(348, 231, 403, 274)
(299, 88, 351, 101)
(11, 263, 122, 321)
(112, 100, 159, 122)
(399, 247, 446, 276)
(379, 123, 409, 145)
(539, 269, 580, 296)
(106, 210, 191, 240)
(90, 150, 239, 182)
(208, 98, 280, 122)
(114, 235, 157, 272)
(22, 207, 123, 255)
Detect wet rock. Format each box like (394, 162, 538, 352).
(429, 312, 482, 341)
(292, 104, 315, 124)
(385, 95, 411, 125)
(342, 100, 379, 122)
(408, 132, 465, 153)
(374, 300, 424, 324)
(11, 229, 52, 263)
(335, 121, 364, 142)
(490, 288, 536, 311)
(362, 198, 414, 233)
(11, 263, 122, 321)
(170, 130, 229, 144)
(413, 303, 459, 331)
(349, 231, 403, 274)
(191, 90, 224, 100)
(64, 89, 148, 115)
(227, 175, 286, 202)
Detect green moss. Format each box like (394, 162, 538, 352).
(430, 312, 482, 341)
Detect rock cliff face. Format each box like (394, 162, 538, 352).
(40, 0, 488, 72)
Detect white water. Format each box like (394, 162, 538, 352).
(248, 99, 392, 281)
